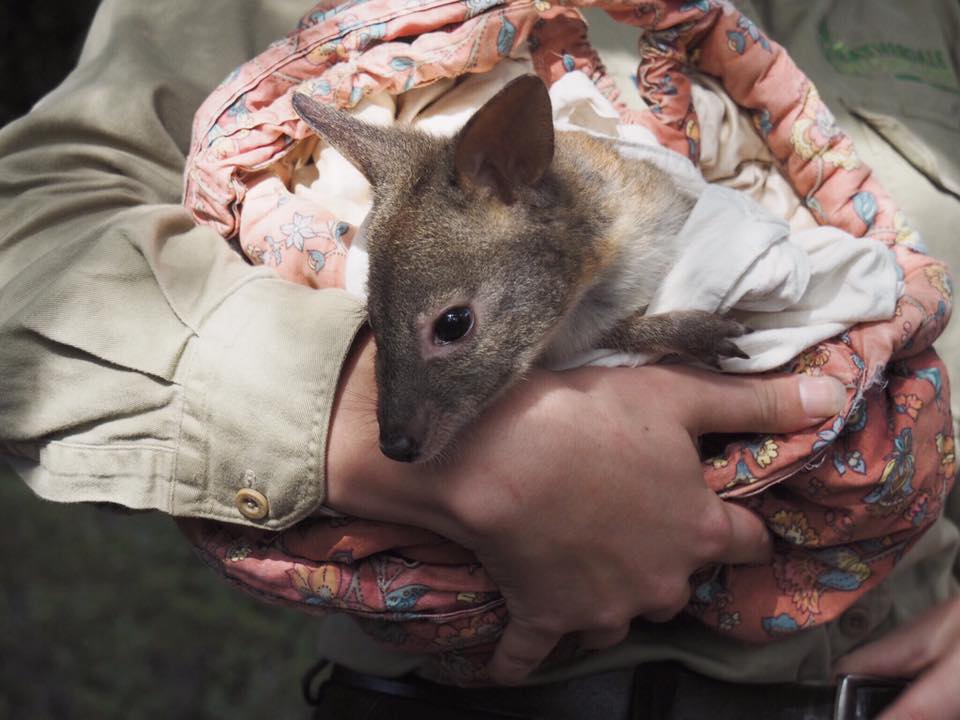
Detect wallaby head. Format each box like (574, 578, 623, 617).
(293, 76, 608, 463)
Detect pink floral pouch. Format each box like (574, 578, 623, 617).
(180, 0, 955, 683)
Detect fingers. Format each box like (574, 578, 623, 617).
(579, 624, 631, 650)
(835, 598, 960, 678)
(641, 503, 768, 625)
(488, 621, 560, 685)
(711, 502, 773, 566)
(644, 587, 691, 622)
(834, 626, 930, 679)
(678, 371, 847, 436)
(835, 599, 960, 720)
(875, 646, 960, 720)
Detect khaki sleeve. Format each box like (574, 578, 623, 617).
(0, 0, 366, 530)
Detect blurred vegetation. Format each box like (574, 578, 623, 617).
(0, 462, 320, 720)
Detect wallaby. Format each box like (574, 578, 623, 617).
(292, 75, 747, 464)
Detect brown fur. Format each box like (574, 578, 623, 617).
(292, 76, 745, 463)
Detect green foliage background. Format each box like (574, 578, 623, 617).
(0, 463, 320, 720)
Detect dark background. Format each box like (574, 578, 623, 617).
(1, 5, 321, 720)
(0, 2, 101, 126)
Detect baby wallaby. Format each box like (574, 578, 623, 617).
(293, 75, 747, 463)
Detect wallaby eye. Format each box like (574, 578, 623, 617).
(433, 307, 474, 344)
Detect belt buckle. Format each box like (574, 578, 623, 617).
(834, 673, 908, 720)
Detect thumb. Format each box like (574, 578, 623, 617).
(488, 621, 559, 685)
(834, 598, 960, 678)
(679, 372, 847, 436)
(714, 501, 773, 566)
(872, 651, 960, 720)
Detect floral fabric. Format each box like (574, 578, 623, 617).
(180, 0, 954, 683)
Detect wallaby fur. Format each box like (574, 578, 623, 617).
(292, 75, 746, 463)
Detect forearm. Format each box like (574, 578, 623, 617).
(0, 204, 367, 528)
(324, 330, 446, 525)
(0, 0, 367, 528)
(323, 329, 561, 538)
(323, 327, 842, 538)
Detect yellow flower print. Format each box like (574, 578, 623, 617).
(893, 211, 922, 248)
(534, 0, 551, 12)
(925, 266, 953, 299)
(211, 135, 238, 160)
(226, 541, 252, 562)
(708, 457, 729, 469)
(245, 244, 265, 265)
(937, 433, 956, 475)
(893, 393, 923, 420)
(754, 438, 779, 468)
(774, 554, 823, 615)
(831, 548, 871, 584)
(307, 42, 349, 65)
(791, 587, 822, 615)
(436, 611, 502, 646)
(793, 346, 830, 375)
(719, 612, 741, 631)
(289, 564, 342, 604)
(790, 84, 860, 170)
(807, 476, 826, 498)
(769, 510, 820, 546)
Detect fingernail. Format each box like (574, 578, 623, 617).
(798, 376, 846, 418)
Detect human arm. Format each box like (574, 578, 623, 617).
(325, 331, 847, 684)
(0, 0, 365, 528)
(833, 597, 960, 720)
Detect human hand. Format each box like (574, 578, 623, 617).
(326, 332, 847, 684)
(834, 597, 960, 720)
(439, 363, 846, 683)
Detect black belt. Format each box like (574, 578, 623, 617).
(303, 660, 906, 720)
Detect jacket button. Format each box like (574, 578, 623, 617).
(838, 607, 871, 637)
(235, 488, 269, 520)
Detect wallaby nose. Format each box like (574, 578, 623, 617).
(379, 434, 421, 463)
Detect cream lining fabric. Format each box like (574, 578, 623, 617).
(241, 51, 899, 372)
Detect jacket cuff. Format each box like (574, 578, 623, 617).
(175, 279, 366, 530)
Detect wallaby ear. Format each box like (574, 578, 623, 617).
(292, 92, 395, 187)
(453, 75, 554, 205)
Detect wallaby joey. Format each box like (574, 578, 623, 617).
(292, 75, 747, 464)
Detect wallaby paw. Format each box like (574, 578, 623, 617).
(684, 316, 751, 368)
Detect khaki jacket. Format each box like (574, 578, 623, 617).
(1, 0, 957, 684)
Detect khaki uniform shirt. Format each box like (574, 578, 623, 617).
(1, 0, 957, 684)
